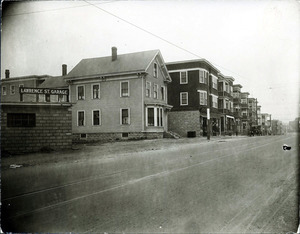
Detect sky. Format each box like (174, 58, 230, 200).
(1, 0, 299, 123)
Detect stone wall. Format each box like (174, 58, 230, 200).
(72, 131, 163, 143)
(1, 104, 72, 154)
(168, 110, 201, 137)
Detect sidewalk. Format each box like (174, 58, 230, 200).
(1, 135, 248, 170)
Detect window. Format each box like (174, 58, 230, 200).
(146, 81, 151, 97)
(199, 70, 208, 84)
(199, 91, 207, 105)
(225, 83, 230, 93)
(180, 71, 188, 84)
(147, 107, 163, 127)
(180, 92, 188, 105)
(212, 75, 218, 89)
(212, 94, 218, 108)
(160, 108, 163, 127)
(241, 99, 247, 104)
(77, 85, 85, 100)
(45, 94, 50, 102)
(93, 110, 101, 126)
(154, 63, 158, 78)
(120, 81, 129, 97)
(10, 85, 15, 95)
(153, 84, 158, 99)
(121, 108, 130, 125)
(148, 108, 154, 126)
(19, 84, 24, 101)
(161, 86, 165, 100)
(7, 113, 36, 127)
(78, 111, 85, 126)
(92, 84, 100, 99)
(2, 86, 7, 95)
(80, 134, 87, 139)
(58, 94, 65, 102)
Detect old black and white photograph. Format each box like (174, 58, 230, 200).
(1, 0, 299, 233)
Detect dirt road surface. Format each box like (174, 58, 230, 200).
(1, 134, 298, 233)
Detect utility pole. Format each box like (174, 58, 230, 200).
(207, 69, 211, 140)
(256, 98, 258, 125)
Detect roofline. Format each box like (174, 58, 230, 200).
(1, 75, 52, 81)
(166, 58, 220, 73)
(65, 70, 147, 81)
(233, 84, 243, 88)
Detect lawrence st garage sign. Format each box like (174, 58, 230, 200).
(20, 87, 69, 95)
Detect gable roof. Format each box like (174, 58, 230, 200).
(66, 49, 164, 79)
(38, 76, 68, 88)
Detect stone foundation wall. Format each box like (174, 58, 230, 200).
(72, 131, 163, 143)
(168, 110, 201, 137)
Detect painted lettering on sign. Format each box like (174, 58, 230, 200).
(20, 87, 69, 95)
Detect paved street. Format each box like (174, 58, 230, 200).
(1, 134, 298, 233)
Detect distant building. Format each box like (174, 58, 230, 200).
(218, 74, 235, 135)
(261, 113, 272, 135)
(65, 47, 172, 142)
(166, 59, 220, 137)
(241, 92, 250, 134)
(232, 84, 243, 135)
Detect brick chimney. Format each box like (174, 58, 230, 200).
(62, 64, 67, 76)
(5, 69, 10, 78)
(112, 47, 117, 61)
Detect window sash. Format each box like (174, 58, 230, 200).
(146, 82, 151, 97)
(93, 110, 100, 125)
(77, 86, 85, 100)
(92, 84, 100, 99)
(199, 91, 207, 105)
(148, 108, 154, 126)
(7, 113, 36, 127)
(121, 82, 129, 97)
(154, 63, 158, 78)
(153, 84, 158, 99)
(2, 86, 7, 95)
(199, 70, 208, 84)
(121, 109, 129, 124)
(180, 92, 188, 105)
(180, 71, 187, 84)
(147, 107, 163, 127)
(161, 86, 165, 100)
(10, 85, 15, 95)
(78, 111, 85, 126)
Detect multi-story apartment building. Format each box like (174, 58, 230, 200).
(218, 74, 235, 135)
(232, 84, 243, 135)
(257, 105, 262, 126)
(166, 59, 220, 137)
(261, 113, 272, 135)
(65, 48, 172, 142)
(241, 92, 250, 134)
(248, 98, 258, 127)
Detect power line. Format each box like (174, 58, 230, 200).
(83, 0, 250, 82)
(3, 0, 119, 17)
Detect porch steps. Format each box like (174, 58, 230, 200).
(164, 131, 181, 139)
